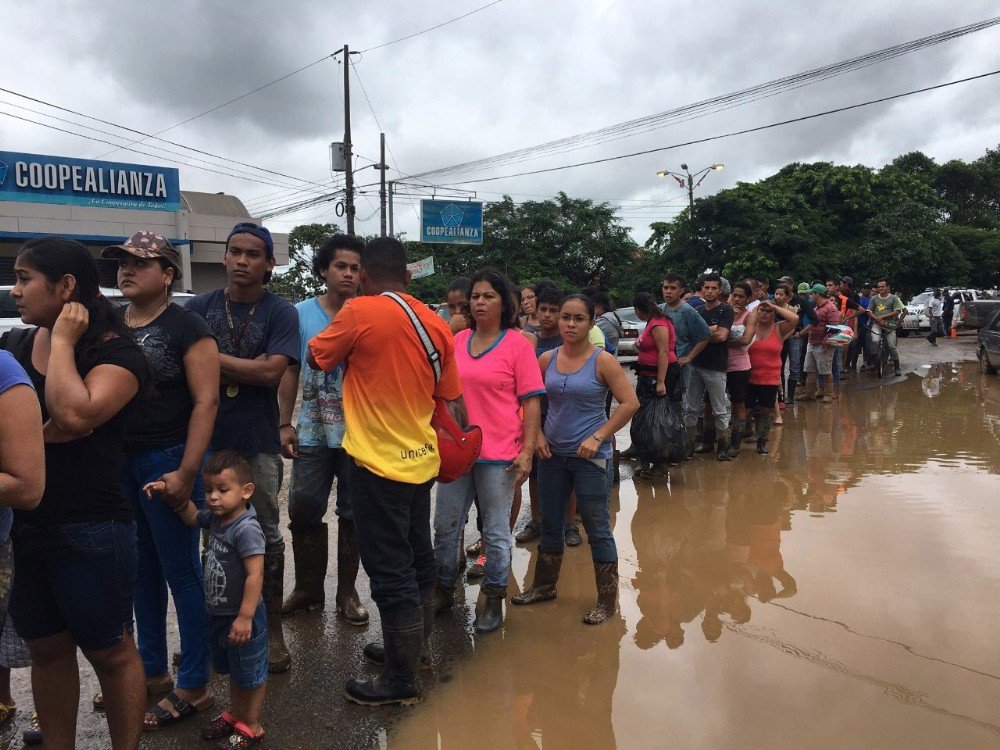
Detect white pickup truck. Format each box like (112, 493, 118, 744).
(900, 288, 981, 336)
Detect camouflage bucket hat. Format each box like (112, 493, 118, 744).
(103, 231, 181, 273)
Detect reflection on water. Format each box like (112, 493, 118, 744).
(389, 363, 1000, 749)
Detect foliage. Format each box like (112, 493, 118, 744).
(279, 144, 1000, 306)
(268, 222, 342, 301)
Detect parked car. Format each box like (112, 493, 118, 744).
(615, 306, 644, 357)
(0, 285, 194, 338)
(959, 298, 1000, 330)
(978, 310, 1000, 374)
(900, 288, 981, 337)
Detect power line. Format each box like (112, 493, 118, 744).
(0, 95, 321, 191)
(92, 54, 337, 160)
(0, 107, 321, 190)
(437, 69, 1000, 186)
(409, 16, 1000, 181)
(359, 0, 505, 53)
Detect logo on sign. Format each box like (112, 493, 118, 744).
(0, 160, 7, 187)
(441, 203, 464, 228)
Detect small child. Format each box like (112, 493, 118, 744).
(146, 450, 267, 749)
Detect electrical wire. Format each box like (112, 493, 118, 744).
(409, 16, 1000, 181)
(359, 0, 505, 53)
(0, 106, 320, 190)
(436, 69, 1000, 186)
(92, 54, 337, 160)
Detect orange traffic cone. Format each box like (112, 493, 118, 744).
(950, 324, 957, 339)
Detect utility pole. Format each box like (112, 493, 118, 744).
(342, 44, 356, 235)
(379, 132, 387, 236)
(656, 162, 724, 218)
(388, 181, 395, 237)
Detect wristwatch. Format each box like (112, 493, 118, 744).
(592, 432, 604, 443)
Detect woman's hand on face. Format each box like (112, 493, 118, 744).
(534, 432, 552, 460)
(51, 302, 89, 347)
(577, 436, 600, 460)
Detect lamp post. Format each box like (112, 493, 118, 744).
(656, 163, 724, 213)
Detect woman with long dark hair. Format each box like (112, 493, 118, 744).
(724, 282, 756, 458)
(432, 269, 543, 634)
(102, 233, 220, 730)
(513, 295, 638, 624)
(6, 237, 150, 749)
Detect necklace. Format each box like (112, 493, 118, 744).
(125, 300, 169, 329)
(223, 287, 263, 398)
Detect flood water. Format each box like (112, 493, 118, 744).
(387, 360, 1000, 749)
(14, 346, 1000, 749)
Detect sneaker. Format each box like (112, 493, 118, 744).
(467, 554, 486, 580)
(515, 520, 542, 544)
(564, 524, 583, 547)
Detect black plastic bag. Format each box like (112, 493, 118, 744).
(630, 396, 687, 465)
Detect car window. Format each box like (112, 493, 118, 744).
(615, 307, 641, 324)
(992, 313, 1000, 332)
(0, 290, 19, 319)
(910, 292, 931, 306)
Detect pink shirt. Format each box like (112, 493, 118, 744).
(636, 317, 677, 373)
(454, 329, 545, 462)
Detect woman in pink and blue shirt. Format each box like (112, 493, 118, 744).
(432, 269, 543, 634)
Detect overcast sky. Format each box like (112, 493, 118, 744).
(4, 0, 1000, 245)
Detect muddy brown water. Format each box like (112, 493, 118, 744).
(6, 338, 998, 749)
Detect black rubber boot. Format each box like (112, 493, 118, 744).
(583, 560, 619, 625)
(430, 582, 454, 617)
(716, 429, 732, 462)
(726, 419, 744, 459)
(263, 552, 291, 673)
(474, 584, 505, 634)
(363, 588, 434, 671)
(335, 518, 369, 626)
(345, 607, 424, 706)
(786, 379, 797, 406)
(511, 551, 563, 606)
(743, 414, 757, 444)
(693, 417, 712, 453)
(684, 425, 698, 459)
(282, 524, 328, 616)
(756, 413, 773, 454)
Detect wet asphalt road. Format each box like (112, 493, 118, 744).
(4, 333, 996, 749)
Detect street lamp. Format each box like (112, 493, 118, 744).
(657, 163, 724, 213)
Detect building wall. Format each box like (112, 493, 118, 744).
(0, 195, 288, 293)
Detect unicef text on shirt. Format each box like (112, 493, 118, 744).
(425, 226, 481, 238)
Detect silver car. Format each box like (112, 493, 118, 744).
(615, 306, 645, 357)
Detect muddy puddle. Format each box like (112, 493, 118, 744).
(385, 361, 1000, 749)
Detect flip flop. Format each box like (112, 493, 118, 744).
(144, 691, 215, 731)
(216, 721, 265, 749)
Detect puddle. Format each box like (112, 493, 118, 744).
(388, 362, 1000, 749)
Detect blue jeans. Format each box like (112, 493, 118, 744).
(350, 462, 435, 614)
(124, 444, 209, 689)
(536, 456, 616, 561)
(10, 520, 137, 651)
(434, 462, 516, 590)
(684, 366, 730, 431)
(287, 445, 352, 531)
(786, 336, 804, 385)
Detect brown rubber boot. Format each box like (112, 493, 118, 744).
(511, 550, 563, 606)
(263, 552, 291, 673)
(282, 524, 328, 616)
(335, 518, 369, 625)
(583, 560, 619, 625)
(797, 373, 818, 401)
(821, 381, 833, 404)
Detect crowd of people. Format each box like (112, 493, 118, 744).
(0, 223, 914, 748)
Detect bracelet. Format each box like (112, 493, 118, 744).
(279, 423, 295, 430)
(592, 432, 604, 443)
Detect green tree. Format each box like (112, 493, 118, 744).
(269, 222, 342, 300)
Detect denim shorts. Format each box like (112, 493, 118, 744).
(10, 520, 137, 651)
(208, 601, 268, 690)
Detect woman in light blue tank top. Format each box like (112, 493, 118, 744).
(511, 295, 639, 625)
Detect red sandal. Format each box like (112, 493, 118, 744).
(201, 710, 237, 741)
(216, 721, 265, 749)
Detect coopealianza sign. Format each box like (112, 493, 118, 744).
(420, 199, 483, 245)
(0, 150, 181, 212)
